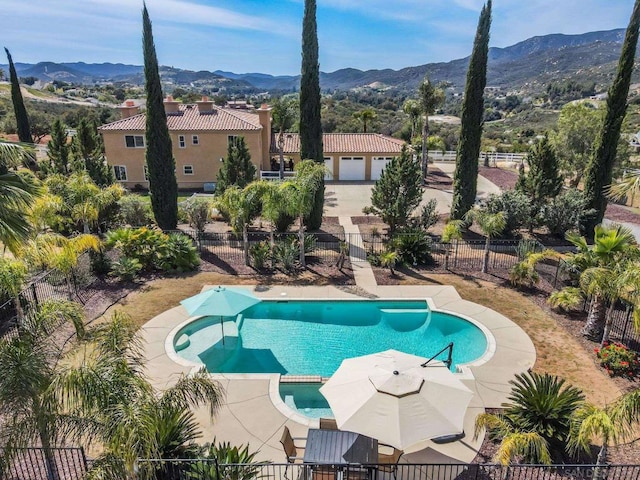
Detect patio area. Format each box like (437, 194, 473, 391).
(139, 284, 536, 464)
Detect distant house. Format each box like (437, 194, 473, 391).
(99, 96, 407, 189)
(630, 132, 640, 152)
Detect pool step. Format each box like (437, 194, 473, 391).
(280, 375, 322, 383)
(379, 308, 429, 314)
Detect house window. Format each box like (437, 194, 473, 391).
(183, 165, 194, 175)
(125, 135, 144, 148)
(113, 165, 127, 181)
(228, 135, 239, 147)
(178, 135, 186, 148)
(143, 164, 149, 181)
(192, 135, 199, 145)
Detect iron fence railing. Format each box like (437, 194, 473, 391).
(133, 461, 640, 480)
(0, 447, 88, 480)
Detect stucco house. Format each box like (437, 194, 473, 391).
(99, 96, 407, 189)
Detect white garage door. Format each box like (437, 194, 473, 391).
(371, 157, 394, 181)
(324, 157, 334, 180)
(339, 156, 365, 181)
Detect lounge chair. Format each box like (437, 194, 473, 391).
(319, 418, 338, 430)
(377, 443, 403, 480)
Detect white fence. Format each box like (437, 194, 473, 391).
(259, 171, 297, 181)
(428, 151, 527, 165)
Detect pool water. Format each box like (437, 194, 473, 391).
(174, 300, 487, 376)
(279, 383, 333, 419)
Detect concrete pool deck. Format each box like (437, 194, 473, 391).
(140, 284, 536, 464)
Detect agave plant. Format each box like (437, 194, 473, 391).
(188, 438, 267, 480)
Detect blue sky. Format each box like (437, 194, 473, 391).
(0, 0, 636, 75)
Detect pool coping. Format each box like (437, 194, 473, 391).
(140, 284, 536, 464)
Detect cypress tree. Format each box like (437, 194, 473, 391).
(580, 0, 640, 236)
(450, 0, 492, 220)
(4, 48, 33, 145)
(142, 3, 178, 230)
(47, 119, 70, 174)
(216, 137, 256, 195)
(299, 0, 324, 230)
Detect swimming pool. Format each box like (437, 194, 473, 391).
(279, 383, 333, 419)
(172, 299, 488, 376)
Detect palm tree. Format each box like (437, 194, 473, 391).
(418, 76, 445, 181)
(561, 224, 636, 339)
(0, 299, 85, 480)
(214, 185, 262, 266)
(441, 220, 463, 270)
(271, 98, 297, 180)
(475, 372, 583, 467)
(569, 390, 640, 480)
(0, 257, 28, 320)
(20, 233, 100, 300)
(55, 312, 225, 479)
(379, 250, 398, 276)
(353, 107, 377, 133)
(280, 160, 325, 267)
(0, 141, 42, 254)
(402, 99, 421, 141)
(465, 208, 506, 273)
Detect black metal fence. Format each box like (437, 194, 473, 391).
(133, 461, 640, 480)
(0, 253, 98, 332)
(0, 447, 88, 480)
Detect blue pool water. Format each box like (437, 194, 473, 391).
(174, 300, 487, 376)
(279, 383, 333, 419)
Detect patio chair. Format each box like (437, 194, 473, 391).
(281, 426, 307, 479)
(311, 465, 338, 480)
(319, 418, 338, 430)
(377, 443, 403, 480)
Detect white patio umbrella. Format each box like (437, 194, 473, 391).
(180, 286, 261, 345)
(319, 349, 474, 450)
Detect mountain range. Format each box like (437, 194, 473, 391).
(0, 28, 631, 94)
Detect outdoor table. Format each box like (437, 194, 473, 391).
(303, 429, 378, 480)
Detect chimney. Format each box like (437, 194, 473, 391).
(256, 103, 272, 170)
(118, 100, 140, 119)
(196, 95, 214, 114)
(163, 95, 180, 114)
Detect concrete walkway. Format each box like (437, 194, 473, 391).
(140, 285, 536, 464)
(338, 216, 377, 287)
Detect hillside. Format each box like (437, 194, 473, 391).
(0, 28, 632, 96)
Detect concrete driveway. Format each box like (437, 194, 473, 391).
(323, 182, 452, 217)
(322, 163, 501, 218)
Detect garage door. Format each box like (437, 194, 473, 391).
(339, 156, 365, 181)
(324, 157, 334, 180)
(371, 157, 394, 181)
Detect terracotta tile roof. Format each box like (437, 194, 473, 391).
(98, 104, 262, 132)
(271, 133, 406, 154)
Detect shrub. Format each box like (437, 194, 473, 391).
(183, 198, 211, 233)
(249, 241, 271, 270)
(190, 438, 264, 480)
(595, 342, 640, 377)
(548, 287, 584, 312)
(273, 239, 298, 272)
(159, 233, 200, 272)
(105, 227, 168, 269)
(117, 195, 153, 226)
(541, 189, 585, 238)
(509, 260, 539, 288)
(484, 190, 531, 235)
(89, 248, 111, 275)
(389, 228, 433, 266)
(110, 256, 143, 281)
(409, 199, 439, 231)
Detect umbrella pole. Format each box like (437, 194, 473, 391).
(221, 316, 225, 346)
